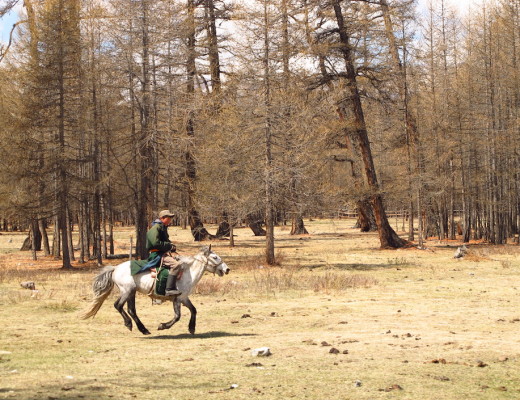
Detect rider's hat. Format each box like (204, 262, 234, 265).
(159, 210, 175, 218)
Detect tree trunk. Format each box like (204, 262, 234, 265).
(216, 212, 231, 238)
(290, 215, 308, 235)
(246, 213, 266, 236)
(229, 224, 235, 247)
(356, 200, 377, 232)
(185, 0, 211, 242)
(262, 0, 275, 265)
(38, 219, 50, 256)
(333, 0, 407, 249)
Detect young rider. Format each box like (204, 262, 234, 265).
(146, 210, 183, 296)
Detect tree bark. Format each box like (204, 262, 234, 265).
(356, 200, 377, 232)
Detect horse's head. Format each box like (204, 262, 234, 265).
(201, 245, 230, 277)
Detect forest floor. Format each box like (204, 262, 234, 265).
(1, 219, 520, 399)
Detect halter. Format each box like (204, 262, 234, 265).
(192, 253, 223, 274)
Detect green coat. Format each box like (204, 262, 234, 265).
(146, 222, 174, 262)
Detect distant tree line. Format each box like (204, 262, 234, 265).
(0, 0, 519, 268)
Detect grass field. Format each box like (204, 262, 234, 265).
(1, 219, 520, 399)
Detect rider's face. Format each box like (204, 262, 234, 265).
(160, 217, 172, 226)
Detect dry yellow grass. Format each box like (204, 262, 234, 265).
(1, 219, 520, 399)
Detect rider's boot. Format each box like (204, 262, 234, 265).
(164, 274, 182, 296)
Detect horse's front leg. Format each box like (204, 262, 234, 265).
(158, 298, 181, 331)
(182, 298, 197, 335)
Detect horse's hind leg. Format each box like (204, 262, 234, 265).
(158, 299, 181, 331)
(114, 291, 133, 331)
(127, 293, 151, 335)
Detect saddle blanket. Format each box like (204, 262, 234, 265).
(129, 260, 171, 296)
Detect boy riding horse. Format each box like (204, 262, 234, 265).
(146, 210, 183, 296)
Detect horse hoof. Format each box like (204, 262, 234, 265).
(189, 329, 195, 335)
(126, 324, 133, 331)
(158, 324, 165, 331)
(142, 330, 151, 335)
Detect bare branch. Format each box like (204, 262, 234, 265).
(0, 19, 25, 63)
(0, 0, 19, 17)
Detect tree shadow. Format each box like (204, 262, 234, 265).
(316, 263, 397, 271)
(142, 331, 258, 340)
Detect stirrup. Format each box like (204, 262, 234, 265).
(164, 289, 182, 296)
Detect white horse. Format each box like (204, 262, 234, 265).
(80, 246, 230, 335)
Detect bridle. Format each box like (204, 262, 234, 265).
(193, 253, 224, 275)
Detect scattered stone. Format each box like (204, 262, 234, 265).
(338, 321, 348, 324)
(251, 347, 271, 357)
(61, 386, 74, 391)
(321, 341, 331, 347)
(329, 347, 340, 354)
(302, 339, 317, 345)
(476, 361, 488, 368)
(498, 386, 507, 391)
(231, 320, 239, 324)
(229, 384, 239, 389)
(453, 245, 467, 258)
(434, 376, 450, 382)
(20, 281, 36, 290)
(241, 314, 251, 319)
(270, 312, 278, 317)
(342, 350, 349, 354)
(498, 356, 509, 362)
(0, 350, 12, 355)
(182, 358, 194, 362)
(380, 384, 403, 392)
(431, 359, 447, 364)
(354, 380, 362, 387)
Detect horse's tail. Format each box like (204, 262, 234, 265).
(79, 266, 115, 320)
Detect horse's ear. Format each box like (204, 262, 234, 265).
(209, 244, 212, 252)
(202, 245, 211, 256)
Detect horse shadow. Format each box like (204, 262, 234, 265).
(142, 331, 258, 340)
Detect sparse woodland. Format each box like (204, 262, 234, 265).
(0, 0, 519, 267)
